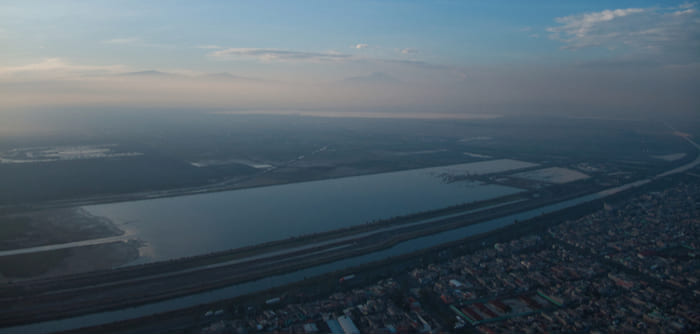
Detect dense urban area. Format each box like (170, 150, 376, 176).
(191, 176, 699, 334)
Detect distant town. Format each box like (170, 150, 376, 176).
(192, 177, 699, 333)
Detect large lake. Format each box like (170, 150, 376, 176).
(83, 159, 535, 262)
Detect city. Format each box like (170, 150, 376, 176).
(186, 174, 699, 333)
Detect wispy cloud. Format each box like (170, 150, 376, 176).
(118, 70, 174, 77)
(0, 59, 213, 79)
(205, 44, 461, 76)
(341, 72, 401, 84)
(547, 3, 700, 63)
(0, 58, 127, 77)
(101, 37, 170, 48)
(209, 48, 353, 62)
(196, 44, 222, 49)
(102, 37, 141, 45)
(548, 8, 646, 45)
(207, 46, 456, 75)
(380, 59, 447, 70)
(574, 58, 663, 70)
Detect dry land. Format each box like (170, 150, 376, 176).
(0, 208, 122, 251)
(0, 241, 140, 280)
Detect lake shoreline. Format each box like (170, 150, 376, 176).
(0, 158, 536, 215)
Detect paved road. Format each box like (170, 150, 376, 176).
(0, 234, 133, 257)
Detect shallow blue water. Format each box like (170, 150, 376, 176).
(83, 159, 529, 262)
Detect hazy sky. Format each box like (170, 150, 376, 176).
(0, 0, 698, 119)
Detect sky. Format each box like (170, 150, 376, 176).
(0, 0, 698, 122)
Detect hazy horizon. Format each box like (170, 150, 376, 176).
(1, 0, 698, 133)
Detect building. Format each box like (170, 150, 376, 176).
(337, 315, 360, 334)
(326, 319, 343, 334)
